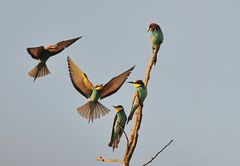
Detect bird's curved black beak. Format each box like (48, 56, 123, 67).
(147, 28, 150, 32)
(112, 105, 116, 108)
(127, 81, 134, 84)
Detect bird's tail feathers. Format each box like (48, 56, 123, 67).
(77, 101, 110, 123)
(127, 105, 139, 124)
(28, 61, 50, 81)
(108, 138, 120, 151)
(127, 111, 134, 124)
(153, 45, 160, 65)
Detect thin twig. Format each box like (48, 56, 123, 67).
(119, 124, 130, 148)
(142, 140, 174, 166)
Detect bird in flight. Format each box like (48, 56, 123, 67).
(67, 56, 135, 123)
(27, 36, 81, 81)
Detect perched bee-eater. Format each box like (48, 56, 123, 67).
(127, 80, 147, 123)
(27, 36, 81, 81)
(108, 105, 127, 151)
(67, 56, 134, 123)
(148, 23, 164, 65)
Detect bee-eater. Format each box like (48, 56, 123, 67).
(148, 23, 164, 65)
(127, 80, 147, 123)
(67, 56, 134, 123)
(108, 105, 127, 151)
(27, 36, 81, 81)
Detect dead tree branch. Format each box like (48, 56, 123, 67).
(122, 50, 158, 166)
(96, 156, 122, 163)
(144, 49, 159, 86)
(96, 38, 165, 166)
(123, 106, 143, 166)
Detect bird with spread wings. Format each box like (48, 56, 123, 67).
(67, 56, 135, 123)
(27, 36, 81, 81)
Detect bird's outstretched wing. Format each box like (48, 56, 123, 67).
(27, 46, 45, 60)
(100, 66, 135, 99)
(67, 56, 94, 98)
(53, 36, 82, 53)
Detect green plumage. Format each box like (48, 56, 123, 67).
(150, 28, 164, 47)
(136, 86, 148, 104)
(148, 23, 164, 65)
(67, 57, 134, 123)
(108, 106, 127, 151)
(127, 80, 147, 123)
(90, 89, 101, 102)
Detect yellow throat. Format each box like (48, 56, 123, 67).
(133, 83, 141, 88)
(115, 107, 122, 113)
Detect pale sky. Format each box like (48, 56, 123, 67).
(1, 0, 240, 166)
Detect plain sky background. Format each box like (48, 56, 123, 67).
(1, 0, 240, 165)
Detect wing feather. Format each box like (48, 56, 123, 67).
(27, 46, 46, 60)
(67, 56, 94, 98)
(109, 114, 118, 145)
(54, 36, 82, 52)
(100, 66, 135, 99)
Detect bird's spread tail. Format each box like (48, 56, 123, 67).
(77, 101, 110, 123)
(28, 61, 50, 81)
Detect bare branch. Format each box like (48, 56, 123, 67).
(142, 140, 174, 166)
(144, 49, 159, 86)
(96, 156, 122, 163)
(123, 106, 143, 165)
(96, 30, 163, 166)
(123, 48, 161, 166)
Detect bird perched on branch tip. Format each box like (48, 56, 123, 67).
(148, 23, 163, 65)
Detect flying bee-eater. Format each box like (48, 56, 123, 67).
(148, 23, 164, 65)
(67, 56, 135, 123)
(27, 36, 81, 81)
(108, 105, 127, 151)
(127, 80, 147, 123)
